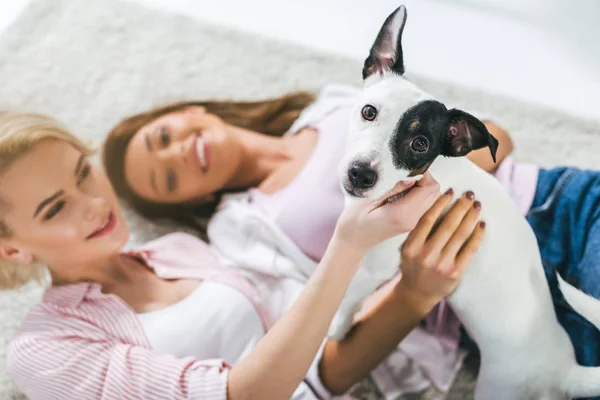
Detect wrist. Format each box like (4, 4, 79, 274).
(392, 281, 441, 317)
(330, 230, 368, 256)
(323, 233, 367, 272)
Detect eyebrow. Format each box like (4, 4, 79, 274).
(33, 155, 84, 218)
(33, 190, 65, 217)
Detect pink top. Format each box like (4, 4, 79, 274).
(250, 106, 349, 261)
(5, 233, 287, 400)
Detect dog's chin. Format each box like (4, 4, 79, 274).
(342, 183, 367, 198)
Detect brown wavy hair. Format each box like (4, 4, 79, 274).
(103, 91, 315, 240)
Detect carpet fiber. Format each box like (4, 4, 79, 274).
(0, 0, 598, 398)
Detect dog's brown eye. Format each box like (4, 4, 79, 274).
(411, 137, 429, 153)
(361, 105, 377, 121)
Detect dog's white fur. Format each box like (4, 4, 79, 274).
(328, 6, 600, 399)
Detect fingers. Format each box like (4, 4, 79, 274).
(398, 172, 440, 206)
(452, 221, 486, 278)
(415, 171, 435, 186)
(403, 187, 453, 252)
(437, 200, 482, 274)
(425, 191, 476, 255)
(382, 173, 441, 232)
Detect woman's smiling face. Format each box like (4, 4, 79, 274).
(124, 106, 244, 204)
(0, 139, 129, 270)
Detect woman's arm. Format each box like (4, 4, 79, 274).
(467, 121, 514, 172)
(228, 238, 364, 400)
(7, 333, 232, 400)
(9, 175, 439, 400)
(318, 190, 485, 394)
(227, 173, 441, 400)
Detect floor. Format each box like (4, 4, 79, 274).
(1, 0, 599, 120)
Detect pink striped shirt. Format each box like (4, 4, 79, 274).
(6, 233, 279, 400)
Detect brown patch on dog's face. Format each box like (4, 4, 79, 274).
(407, 161, 432, 177)
(409, 121, 420, 132)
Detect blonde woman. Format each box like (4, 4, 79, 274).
(1, 111, 483, 399)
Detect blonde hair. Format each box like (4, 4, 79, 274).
(0, 111, 94, 290)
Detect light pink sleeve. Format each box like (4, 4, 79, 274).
(491, 156, 539, 216)
(7, 332, 230, 400)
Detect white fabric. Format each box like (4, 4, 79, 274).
(286, 84, 361, 136)
(138, 281, 264, 365)
(138, 278, 331, 399)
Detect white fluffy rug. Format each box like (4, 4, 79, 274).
(0, 0, 598, 398)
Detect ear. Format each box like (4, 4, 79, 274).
(363, 5, 408, 79)
(444, 109, 499, 162)
(0, 243, 33, 265)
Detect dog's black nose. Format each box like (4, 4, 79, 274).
(348, 163, 378, 189)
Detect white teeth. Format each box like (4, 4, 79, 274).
(91, 216, 109, 237)
(99, 216, 109, 231)
(195, 137, 206, 168)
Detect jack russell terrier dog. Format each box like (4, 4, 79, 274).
(329, 5, 600, 399)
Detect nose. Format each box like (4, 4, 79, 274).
(348, 163, 378, 189)
(157, 139, 189, 164)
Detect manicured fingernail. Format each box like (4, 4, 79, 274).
(465, 191, 474, 200)
(473, 201, 481, 210)
(445, 188, 454, 195)
(479, 221, 486, 229)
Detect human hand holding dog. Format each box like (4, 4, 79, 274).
(319, 189, 485, 394)
(335, 171, 441, 254)
(395, 189, 486, 313)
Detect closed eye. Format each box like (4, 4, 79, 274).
(160, 127, 170, 147)
(44, 201, 65, 220)
(166, 169, 177, 193)
(77, 163, 91, 184)
(46, 161, 91, 220)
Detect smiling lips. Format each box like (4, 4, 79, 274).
(86, 212, 117, 240)
(194, 135, 210, 173)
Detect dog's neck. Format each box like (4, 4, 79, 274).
(427, 155, 477, 191)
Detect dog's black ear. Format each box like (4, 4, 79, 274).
(443, 109, 499, 163)
(363, 5, 408, 79)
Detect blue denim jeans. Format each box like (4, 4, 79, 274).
(460, 167, 600, 399)
(527, 167, 600, 374)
